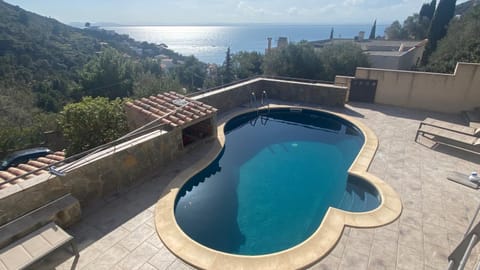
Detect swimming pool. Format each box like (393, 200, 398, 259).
(174, 108, 380, 255)
(155, 105, 401, 269)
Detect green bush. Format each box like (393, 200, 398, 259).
(263, 41, 324, 80)
(58, 96, 128, 156)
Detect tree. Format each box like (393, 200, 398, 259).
(422, 0, 457, 64)
(369, 20, 377, 40)
(18, 10, 29, 25)
(139, 58, 162, 77)
(221, 47, 235, 84)
(420, 3, 430, 18)
(330, 28, 334, 40)
(79, 47, 135, 99)
(85, 22, 91, 28)
(403, 14, 430, 40)
(426, 5, 480, 72)
(428, 0, 437, 19)
(263, 41, 324, 80)
(132, 72, 182, 98)
(385, 13, 431, 41)
(231, 51, 263, 79)
(58, 97, 128, 155)
(318, 43, 370, 81)
(420, 0, 437, 20)
(0, 84, 57, 153)
(384, 21, 406, 40)
(174, 56, 206, 92)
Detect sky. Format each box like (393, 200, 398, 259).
(5, 0, 470, 25)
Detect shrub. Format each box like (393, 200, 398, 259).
(58, 96, 128, 155)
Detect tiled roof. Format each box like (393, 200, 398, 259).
(0, 151, 65, 190)
(124, 91, 217, 128)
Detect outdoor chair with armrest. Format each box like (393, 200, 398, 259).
(415, 123, 480, 154)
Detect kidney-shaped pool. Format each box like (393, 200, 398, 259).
(174, 108, 381, 255)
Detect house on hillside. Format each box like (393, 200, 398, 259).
(310, 34, 428, 70)
(265, 36, 289, 54)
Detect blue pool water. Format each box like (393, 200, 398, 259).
(175, 109, 380, 255)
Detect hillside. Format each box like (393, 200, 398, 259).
(456, 0, 480, 15)
(0, 1, 189, 154)
(0, 1, 183, 85)
(427, 4, 480, 72)
(0, 1, 99, 84)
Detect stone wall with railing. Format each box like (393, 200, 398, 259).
(193, 77, 347, 112)
(0, 129, 182, 225)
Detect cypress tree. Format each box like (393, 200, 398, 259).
(330, 27, 334, 40)
(222, 47, 234, 83)
(427, 0, 437, 19)
(369, 19, 377, 39)
(422, 0, 456, 65)
(420, 3, 430, 18)
(420, 0, 436, 19)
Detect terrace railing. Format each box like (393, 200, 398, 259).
(186, 75, 334, 98)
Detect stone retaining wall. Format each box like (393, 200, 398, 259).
(0, 129, 182, 225)
(194, 78, 347, 113)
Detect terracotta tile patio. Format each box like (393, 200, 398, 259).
(32, 102, 480, 270)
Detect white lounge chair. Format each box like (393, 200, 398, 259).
(419, 118, 480, 137)
(415, 121, 480, 153)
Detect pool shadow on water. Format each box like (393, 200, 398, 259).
(175, 148, 246, 254)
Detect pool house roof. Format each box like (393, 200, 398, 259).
(124, 91, 217, 129)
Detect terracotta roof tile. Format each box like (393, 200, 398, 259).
(0, 180, 12, 188)
(17, 164, 46, 175)
(46, 154, 64, 161)
(27, 160, 49, 168)
(124, 92, 217, 129)
(7, 167, 32, 178)
(37, 157, 56, 164)
(0, 151, 65, 190)
(0, 171, 15, 181)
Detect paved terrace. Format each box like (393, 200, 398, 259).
(33, 102, 480, 270)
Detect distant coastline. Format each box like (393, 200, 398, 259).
(103, 24, 387, 64)
(71, 22, 388, 27)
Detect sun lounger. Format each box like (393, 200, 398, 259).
(419, 118, 480, 137)
(415, 123, 480, 153)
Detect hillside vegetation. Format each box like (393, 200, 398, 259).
(426, 4, 480, 72)
(383, 0, 480, 72)
(0, 1, 189, 154)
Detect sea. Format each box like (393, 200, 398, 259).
(104, 24, 386, 64)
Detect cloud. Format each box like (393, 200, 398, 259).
(236, 1, 280, 16)
(287, 7, 299, 15)
(343, 0, 365, 6)
(286, 4, 335, 18)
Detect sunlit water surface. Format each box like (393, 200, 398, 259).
(104, 24, 386, 63)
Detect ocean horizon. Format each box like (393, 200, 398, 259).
(104, 24, 387, 64)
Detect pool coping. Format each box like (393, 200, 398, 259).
(154, 104, 402, 270)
